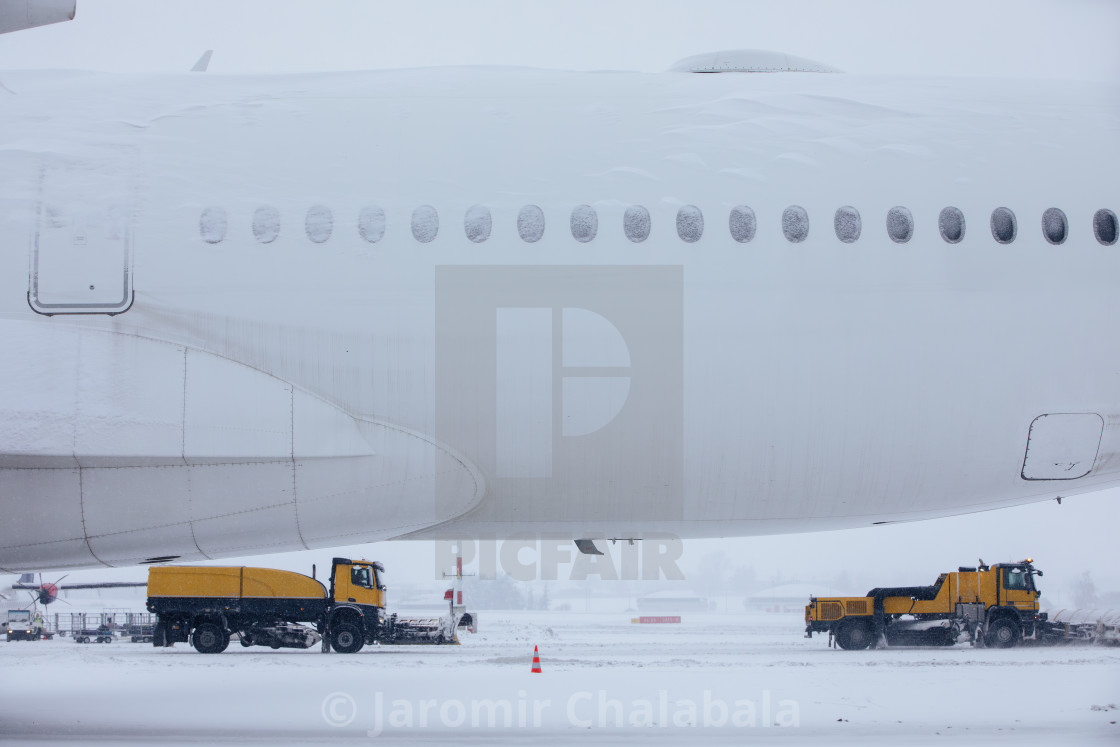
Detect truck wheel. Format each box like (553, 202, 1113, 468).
(331, 623, 364, 654)
(835, 619, 873, 650)
(192, 623, 229, 654)
(985, 618, 1021, 648)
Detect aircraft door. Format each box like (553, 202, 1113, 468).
(29, 156, 135, 315)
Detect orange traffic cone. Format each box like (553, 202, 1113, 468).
(530, 645, 542, 673)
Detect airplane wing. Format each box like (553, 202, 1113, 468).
(0, 0, 76, 34)
(57, 582, 146, 590)
(10, 581, 145, 590)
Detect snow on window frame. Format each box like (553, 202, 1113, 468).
(1041, 208, 1068, 246)
(729, 205, 756, 243)
(833, 206, 861, 244)
(199, 207, 227, 244)
(411, 205, 440, 243)
(305, 205, 334, 244)
(623, 205, 651, 243)
(938, 207, 966, 244)
(518, 205, 545, 243)
(570, 204, 598, 243)
(358, 205, 386, 243)
(782, 205, 809, 243)
(1092, 209, 1117, 246)
(252, 205, 281, 244)
(990, 207, 1017, 244)
(886, 206, 914, 244)
(464, 205, 492, 244)
(676, 205, 704, 243)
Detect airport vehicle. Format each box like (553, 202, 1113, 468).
(73, 624, 115, 644)
(5, 609, 52, 641)
(125, 621, 155, 643)
(805, 559, 1046, 649)
(147, 558, 474, 654)
(1, 5, 1119, 574)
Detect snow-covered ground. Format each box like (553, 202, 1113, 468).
(1, 610, 1117, 745)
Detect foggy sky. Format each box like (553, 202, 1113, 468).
(3, 1, 1118, 601)
(0, 0, 1117, 80)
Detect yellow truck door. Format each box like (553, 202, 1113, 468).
(1000, 566, 1039, 611)
(334, 562, 384, 609)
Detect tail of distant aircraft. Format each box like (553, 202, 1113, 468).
(0, 0, 75, 35)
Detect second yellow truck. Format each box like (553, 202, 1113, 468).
(805, 559, 1044, 649)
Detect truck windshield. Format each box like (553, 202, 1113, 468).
(1003, 567, 1033, 591)
(8, 610, 30, 623)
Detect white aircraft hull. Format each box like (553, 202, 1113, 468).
(0, 68, 1117, 570)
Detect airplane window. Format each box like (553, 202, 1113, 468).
(990, 207, 1017, 244)
(358, 205, 386, 243)
(1093, 209, 1118, 245)
(938, 207, 965, 244)
(305, 205, 334, 244)
(571, 204, 598, 243)
(518, 205, 545, 243)
(886, 206, 914, 244)
(729, 205, 756, 243)
(834, 206, 861, 243)
(782, 205, 809, 243)
(464, 205, 492, 243)
(624, 205, 650, 242)
(676, 205, 704, 243)
(1041, 208, 1067, 245)
(412, 205, 439, 243)
(199, 207, 227, 244)
(252, 205, 281, 244)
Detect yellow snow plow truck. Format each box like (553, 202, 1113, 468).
(805, 559, 1044, 649)
(147, 557, 474, 654)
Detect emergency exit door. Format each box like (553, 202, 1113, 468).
(29, 157, 134, 315)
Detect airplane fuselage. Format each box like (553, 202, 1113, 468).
(1, 67, 1117, 570)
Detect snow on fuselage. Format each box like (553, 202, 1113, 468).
(0, 66, 1117, 570)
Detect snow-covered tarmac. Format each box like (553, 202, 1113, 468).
(2, 611, 1117, 745)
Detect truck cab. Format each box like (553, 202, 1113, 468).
(326, 558, 387, 652)
(997, 562, 1041, 607)
(331, 558, 386, 609)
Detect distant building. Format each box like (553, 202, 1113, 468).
(746, 583, 821, 613)
(637, 589, 709, 613)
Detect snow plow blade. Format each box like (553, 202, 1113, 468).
(379, 610, 476, 645)
(1038, 610, 1120, 645)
